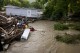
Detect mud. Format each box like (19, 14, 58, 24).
(1, 20, 80, 53)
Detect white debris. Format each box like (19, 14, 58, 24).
(21, 29, 30, 40)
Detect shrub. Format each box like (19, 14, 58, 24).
(50, 10, 63, 21)
(54, 23, 69, 30)
(67, 23, 75, 27)
(55, 34, 80, 44)
(65, 22, 80, 31)
(73, 24, 80, 31)
(76, 34, 80, 40)
(55, 34, 76, 44)
(69, 12, 80, 21)
(55, 35, 62, 41)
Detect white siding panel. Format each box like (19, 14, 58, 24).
(27, 10, 31, 17)
(30, 10, 38, 17)
(6, 8, 12, 15)
(6, 7, 42, 18)
(20, 9, 27, 16)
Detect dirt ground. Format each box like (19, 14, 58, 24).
(1, 20, 80, 53)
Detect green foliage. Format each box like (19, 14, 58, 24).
(43, 0, 55, 18)
(0, 0, 4, 10)
(3, 0, 30, 7)
(55, 34, 80, 44)
(73, 24, 80, 31)
(0, 0, 45, 11)
(11, 0, 21, 7)
(19, 0, 30, 7)
(54, 0, 68, 15)
(69, 0, 80, 13)
(31, 2, 42, 9)
(50, 10, 63, 20)
(30, 0, 48, 9)
(43, 0, 80, 20)
(54, 23, 69, 30)
(43, 0, 68, 19)
(36, 0, 48, 4)
(76, 34, 80, 40)
(67, 23, 80, 31)
(54, 22, 80, 31)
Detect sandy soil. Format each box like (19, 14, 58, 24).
(1, 20, 80, 53)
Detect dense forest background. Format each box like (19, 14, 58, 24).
(0, 0, 80, 20)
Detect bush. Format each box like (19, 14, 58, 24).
(69, 12, 80, 21)
(54, 23, 69, 30)
(73, 24, 80, 31)
(55, 34, 80, 44)
(55, 34, 78, 44)
(55, 35, 62, 41)
(76, 35, 80, 40)
(67, 23, 74, 27)
(68, 23, 80, 31)
(50, 11, 63, 20)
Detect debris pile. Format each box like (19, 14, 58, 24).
(0, 14, 36, 51)
(0, 15, 24, 51)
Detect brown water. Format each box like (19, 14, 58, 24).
(1, 20, 80, 53)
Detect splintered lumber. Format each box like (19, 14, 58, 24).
(5, 29, 24, 43)
(0, 27, 8, 39)
(0, 15, 23, 44)
(0, 15, 17, 27)
(0, 27, 24, 43)
(0, 15, 7, 25)
(0, 15, 25, 51)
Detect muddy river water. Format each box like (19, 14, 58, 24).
(1, 20, 80, 53)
